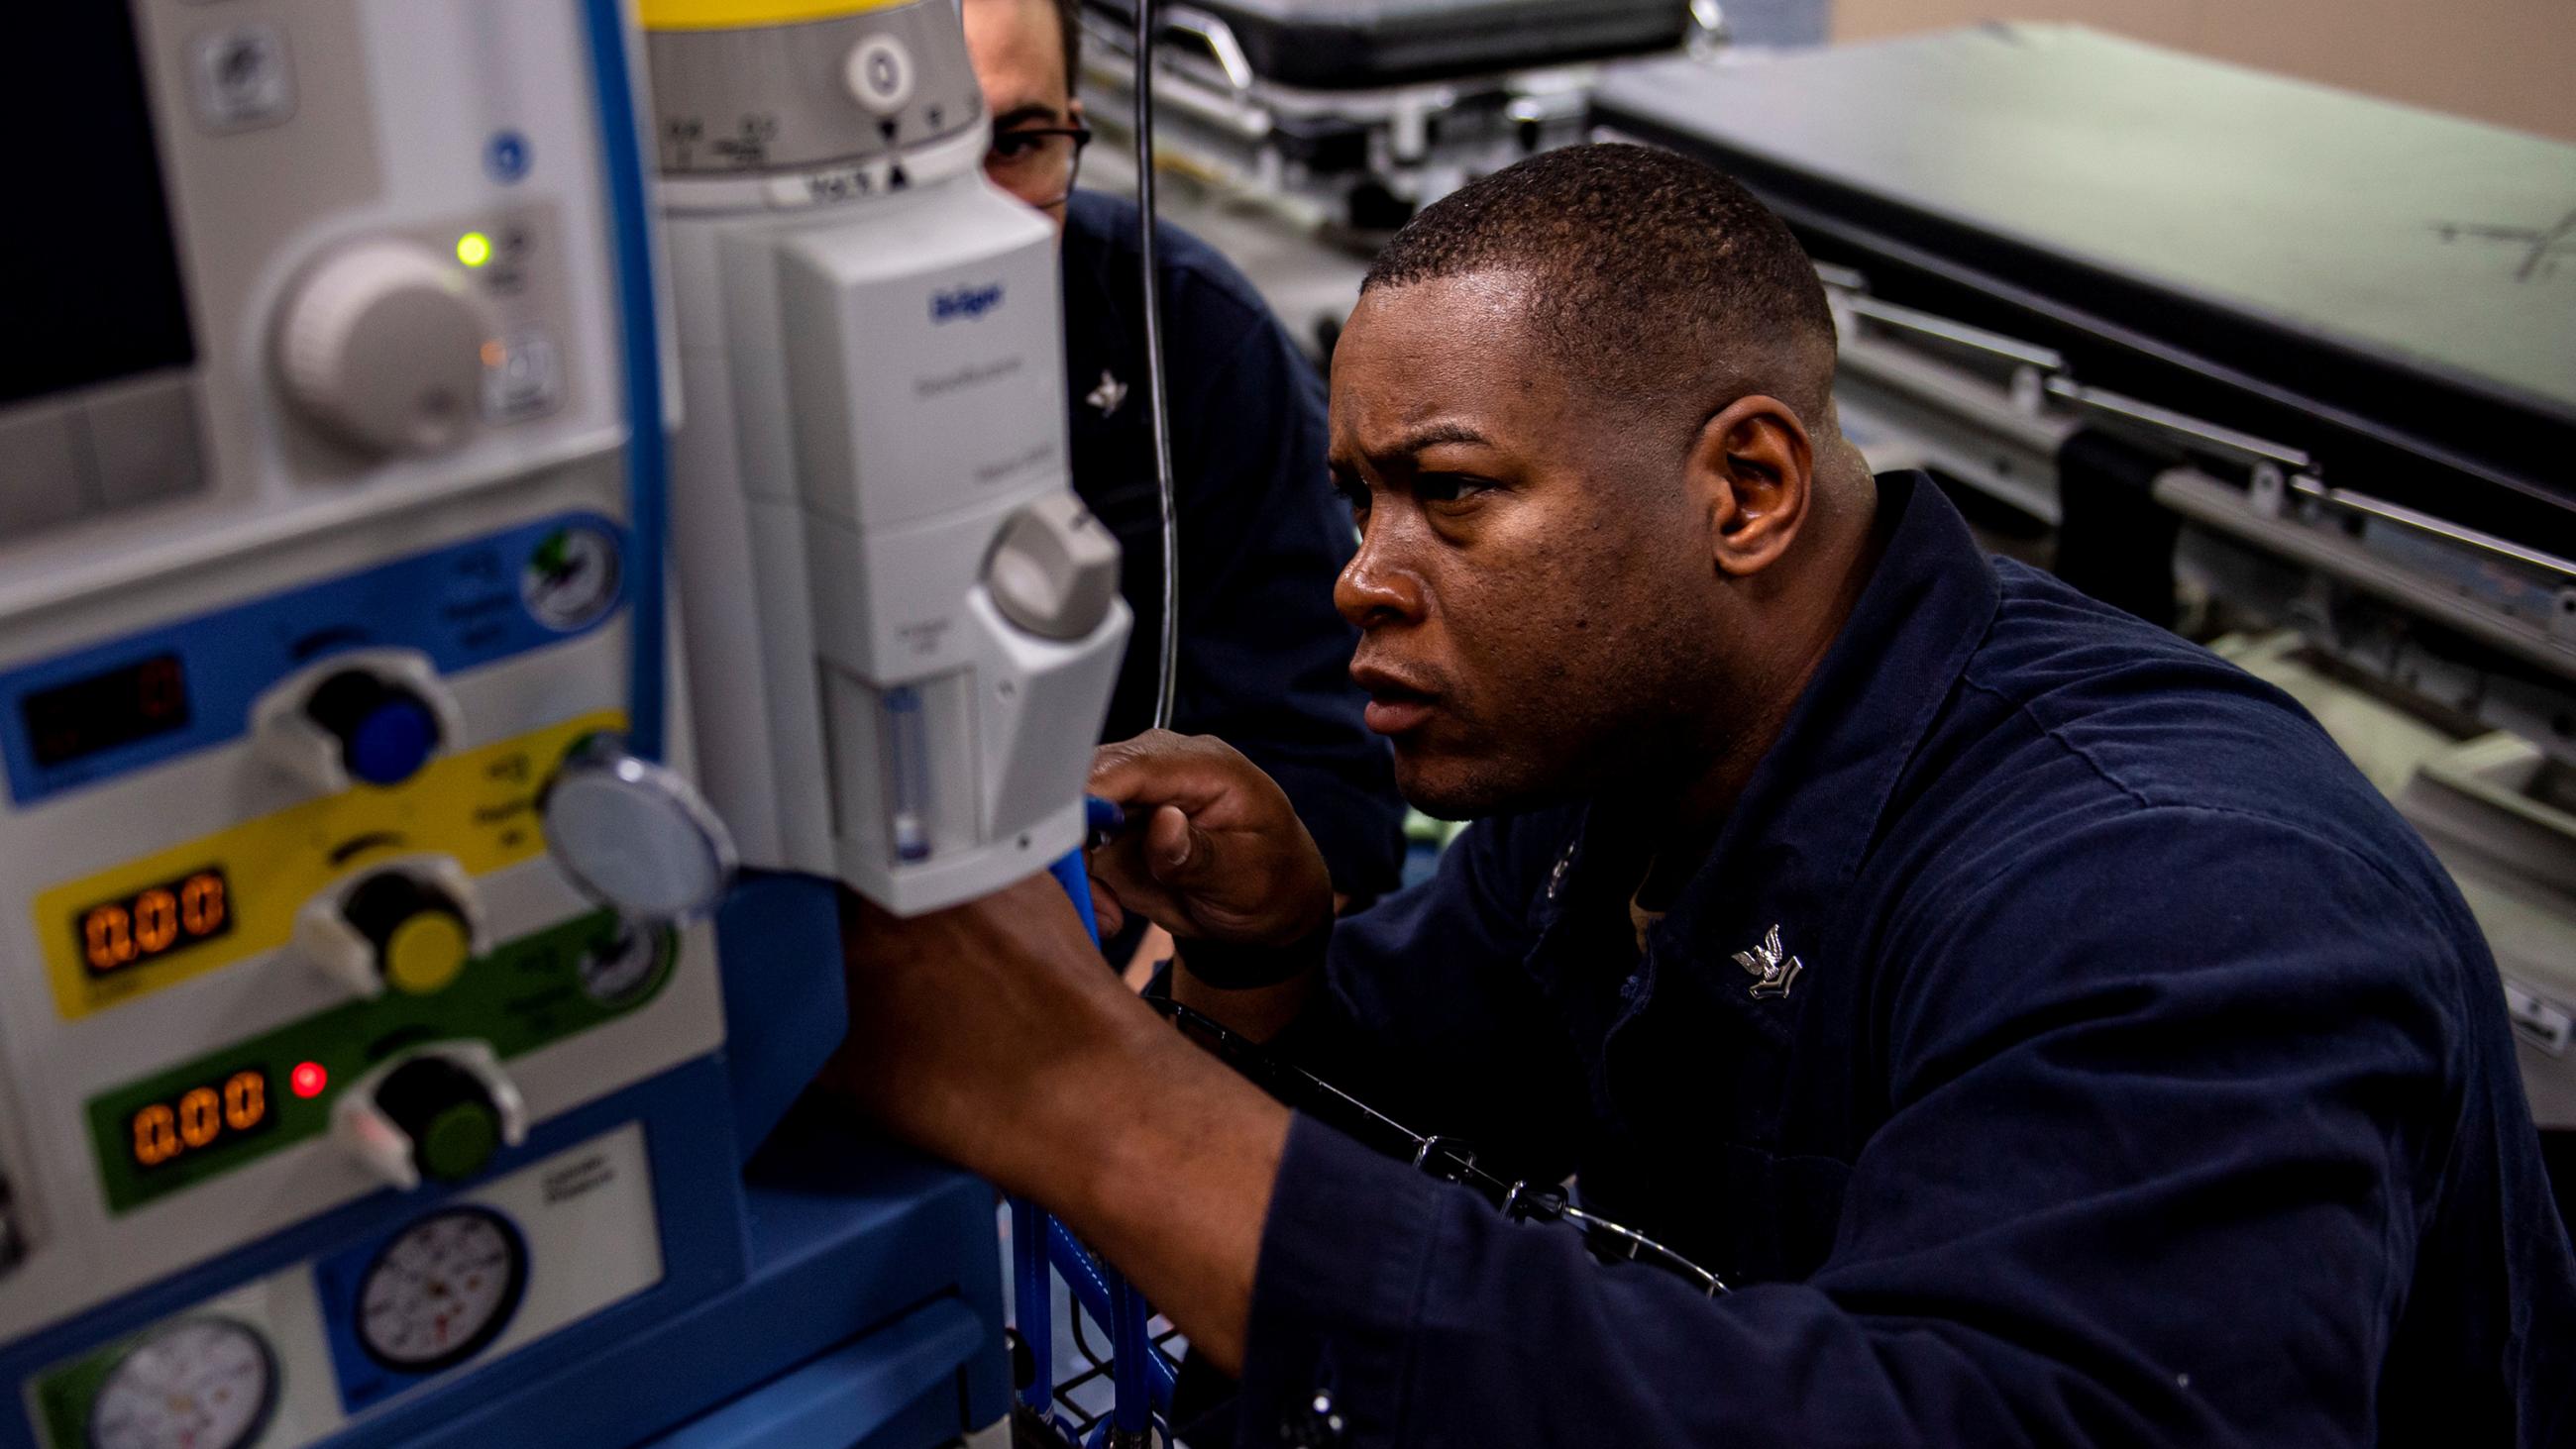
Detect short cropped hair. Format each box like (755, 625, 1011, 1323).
(1362, 143, 1839, 424)
(1051, 0, 1082, 84)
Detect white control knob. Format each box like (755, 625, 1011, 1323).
(986, 492, 1122, 641)
(275, 238, 498, 458)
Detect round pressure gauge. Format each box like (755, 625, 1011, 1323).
(519, 523, 621, 632)
(356, 1206, 528, 1374)
(86, 1317, 278, 1449)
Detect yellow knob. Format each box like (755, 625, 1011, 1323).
(382, 911, 472, 995)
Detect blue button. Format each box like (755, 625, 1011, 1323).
(347, 697, 439, 785)
(485, 130, 530, 183)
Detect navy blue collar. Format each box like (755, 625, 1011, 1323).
(1532, 471, 2001, 976)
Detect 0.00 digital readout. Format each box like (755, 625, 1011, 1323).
(75, 867, 230, 977)
(128, 1068, 271, 1172)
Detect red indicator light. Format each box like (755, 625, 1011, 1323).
(290, 1062, 328, 1098)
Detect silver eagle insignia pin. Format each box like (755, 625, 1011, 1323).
(1731, 924, 1803, 1001)
(1086, 369, 1128, 418)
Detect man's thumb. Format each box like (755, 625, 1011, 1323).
(1145, 804, 1206, 883)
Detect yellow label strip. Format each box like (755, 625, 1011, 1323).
(35, 712, 622, 1021)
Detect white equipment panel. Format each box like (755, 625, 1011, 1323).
(0, 0, 717, 1360)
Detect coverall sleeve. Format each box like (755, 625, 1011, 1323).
(1160, 306, 1406, 901)
(1234, 808, 2463, 1447)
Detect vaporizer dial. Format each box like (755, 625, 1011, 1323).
(357, 1206, 528, 1374)
(86, 1318, 278, 1449)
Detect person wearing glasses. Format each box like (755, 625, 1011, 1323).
(830, 144, 2575, 1446)
(959, 0, 1405, 941)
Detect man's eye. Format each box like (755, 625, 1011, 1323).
(1330, 477, 1371, 514)
(1416, 473, 1493, 504)
(992, 133, 1037, 159)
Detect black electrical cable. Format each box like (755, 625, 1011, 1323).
(1131, 0, 1182, 731)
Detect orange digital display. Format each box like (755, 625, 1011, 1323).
(75, 867, 230, 977)
(127, 1067, 271, 1173)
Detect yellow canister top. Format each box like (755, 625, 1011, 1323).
(639, 0, 914, 33)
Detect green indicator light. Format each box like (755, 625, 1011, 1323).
(456, 231, 493, 268)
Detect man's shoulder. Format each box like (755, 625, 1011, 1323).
(1974, 561, 2393, 821)
(1064, 190, 1277, 349)
(1903, 557, 2471, 935)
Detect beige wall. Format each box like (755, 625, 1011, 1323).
(1832, 0, 2576, 143)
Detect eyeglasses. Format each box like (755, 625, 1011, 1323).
(984, 125, 1092, 210)
(1146, 997, 1732, 1297)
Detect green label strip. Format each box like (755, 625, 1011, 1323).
(34, 1328, 126, 1449)
(85, 911, 673, 1213)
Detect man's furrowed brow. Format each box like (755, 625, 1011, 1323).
(1386, 422, 1493, 456)
(992, 102, 1062, 131)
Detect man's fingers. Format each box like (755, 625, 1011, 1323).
(1089, 731, 1258, 821)
(1089, 876, 1127, 938)
(1144, 803, 1209, 885)
(1087, 833, 1188, 927)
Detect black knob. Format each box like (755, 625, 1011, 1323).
(374, 1055, 503, 1184)
(340, 872, 473, 995)
(304, 669, 442, 786)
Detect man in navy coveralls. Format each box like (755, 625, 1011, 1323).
(831, 144, 2576, 1445)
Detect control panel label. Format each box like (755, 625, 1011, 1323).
(34, 712, 623, 1021)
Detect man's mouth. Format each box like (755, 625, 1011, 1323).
(1352, 665, 1439, 737)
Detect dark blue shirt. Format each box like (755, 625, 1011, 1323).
(1237, 471, 2576, 1445)
(1060, 191, 1403, 898)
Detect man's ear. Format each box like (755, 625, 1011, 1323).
(1683, 395, 1814, 579)
(1068, 94, 1086, 126)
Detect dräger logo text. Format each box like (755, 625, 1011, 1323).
(931, 283, 1006, 323)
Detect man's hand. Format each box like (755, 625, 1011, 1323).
(823, 868, 1289, 1375)
(1088, 731, 1335, 946)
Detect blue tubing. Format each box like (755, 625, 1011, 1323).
(1049, 850, 1101, 941)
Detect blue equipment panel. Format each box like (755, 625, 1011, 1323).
(0, 514, 628, 805)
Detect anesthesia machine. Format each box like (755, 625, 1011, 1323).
(0, 1, 1115, 1446)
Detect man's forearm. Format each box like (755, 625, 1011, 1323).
(1028, 1026, 1292, 1377)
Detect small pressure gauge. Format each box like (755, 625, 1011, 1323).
(86, 1318, 278, 1449)
(519, 523, 622, 632)
(357, 1206, 528, 1374)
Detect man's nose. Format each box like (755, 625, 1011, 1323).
(1335, 529, 1425, 630)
